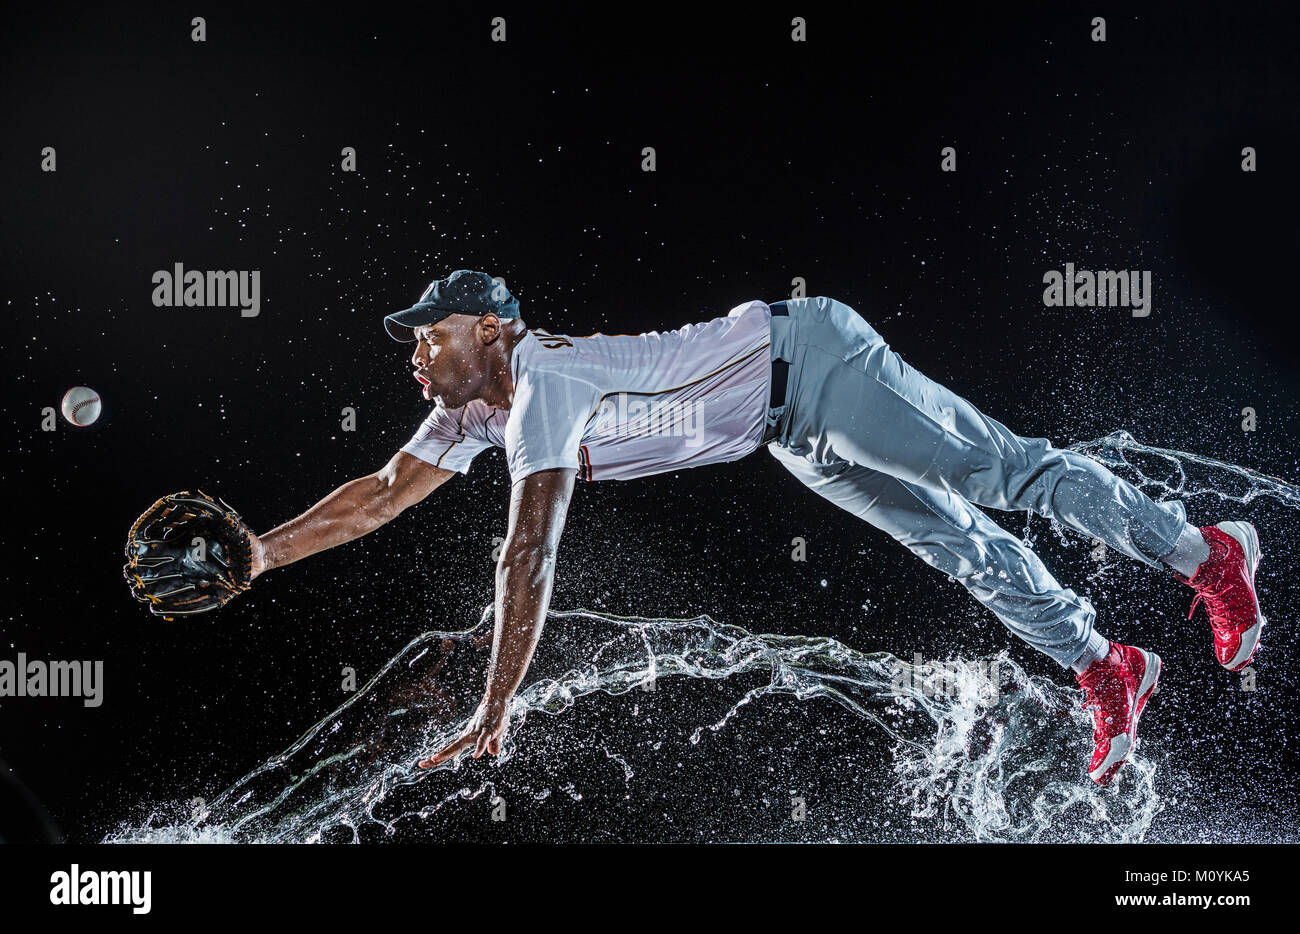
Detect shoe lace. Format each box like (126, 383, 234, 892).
(1188, 583, 1243, 632)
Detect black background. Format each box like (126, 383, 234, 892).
(1, 0, 1298, 854)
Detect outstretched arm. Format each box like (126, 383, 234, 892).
(420, 466, 577, 766)
(252, 452, 455, 577)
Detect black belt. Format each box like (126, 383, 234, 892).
(769, 301, 790, 410)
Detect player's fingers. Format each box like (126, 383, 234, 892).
(419, 742, 464, 768)
(418, 734, 473, 768)
(487, 735, 500, 756)
(473, 730, 491, 758)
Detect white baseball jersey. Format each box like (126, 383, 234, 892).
(401, 300, 775, 483)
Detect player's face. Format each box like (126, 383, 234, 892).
(410, 316, 486, 408)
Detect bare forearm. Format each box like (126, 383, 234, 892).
(485, 548, 558, 702)
(418, 468, 573, 768)
(258, 474, 398, 572)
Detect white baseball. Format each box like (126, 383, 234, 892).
(60, 386, 102, 427)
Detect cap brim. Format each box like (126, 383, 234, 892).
(383, 302, 452, 342)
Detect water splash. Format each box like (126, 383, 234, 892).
(1067, 430, 1298, 510)
(105, 433, 1297, 844)
(105, 609, 1151, 843)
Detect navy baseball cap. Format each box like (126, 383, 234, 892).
(383, 270, 520, 341)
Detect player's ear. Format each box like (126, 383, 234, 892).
(477, 312, 502, 345)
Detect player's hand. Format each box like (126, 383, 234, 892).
(418, 695, 512, 768)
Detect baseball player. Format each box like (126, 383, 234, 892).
(238, 270, 1267, 785)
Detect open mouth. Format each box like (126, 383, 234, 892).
(413, 370, 433, 400)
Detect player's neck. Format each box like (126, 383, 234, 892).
(476, 322, 527, 409)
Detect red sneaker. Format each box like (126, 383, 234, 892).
(1176, 522, 1266, 671)
(1076, 641, 1162, 785)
